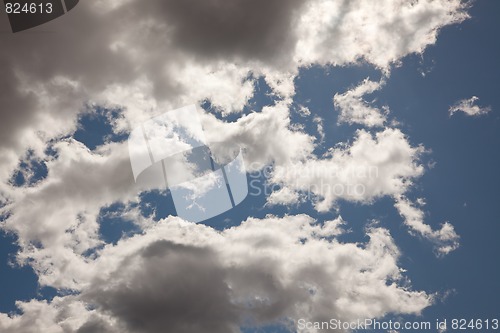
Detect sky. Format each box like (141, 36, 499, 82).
(0, 1, 499, 332)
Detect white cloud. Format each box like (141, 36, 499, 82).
(449, 96, 491, 117)
(0, 99, 317, 288)
(267, 187, 302, 206)
(295, 0, 467, 67)
(297, 105, 312, 117)
(0, 140, 139, 288)
(314, 216, 347, 237)
(334, 78, 388, 127)
(269, 128, 425, 212)
(313, 116, 326, 142)
(201, 102, 315, 171)
(394, 196, 459, 256)
(0, 296, 118, 333)
(265, 128, 460, 253)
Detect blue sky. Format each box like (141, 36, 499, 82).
(0, 1, 499, 332)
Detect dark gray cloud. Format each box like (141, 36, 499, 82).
(0, 62, 38, 149)
(0, 3, 134, 158)
(83, 240, 240, 333)
(80, 239, 339, 333)
(149, 0, 306, 63)
(76, 315, 116, 333)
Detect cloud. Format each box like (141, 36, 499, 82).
(0, 140, 138, 288)
(265, 128, 460, 253)
(268, 128, 425, 211)
(85, 241, 240, 333)
(267, 187, 301, 206)
(0, 0, 470, 330)
(449, 96, 491, 117)
(0, 0, 468, 203)
(0, 296, 123, 333)
(394, 196, 459, 256)
(334, 78, 388, 127)
(295, 0, 467, 67)
(148, 0, 306, 64)
(0, 0, 468, 162)
(0, 215, 432, 333)
(200, 102, 315, 171)
(0, 100, 317, 288)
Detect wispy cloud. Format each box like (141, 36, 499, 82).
(449, 96, 491, 117)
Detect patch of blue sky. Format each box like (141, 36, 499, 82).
(136, 190, 177, 221)
(73, 106, 128, 151)
(291, 63, 383, 156)
(98, 202, 142, 245)
(243, 76, 280, 113)
(371, 1, 500, 321)
(9, 150, 48, 187)
(0, 231, 57, 314)
(201, 75, 277, 122)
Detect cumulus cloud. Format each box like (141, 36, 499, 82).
(85, 241, 240, 333)
(0, 215, 432, 333)
(265, 128, 459, 252)
(449, 96, 491, 117)
(201, 102, 315, 171)
(0, 296, 117, 333)
(295, 0, 467, 67)
(0, 140, 138, 288)
(0, 99, 317, 288)
(268, 128, 425, 211)
(267, 187, 302, 206)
